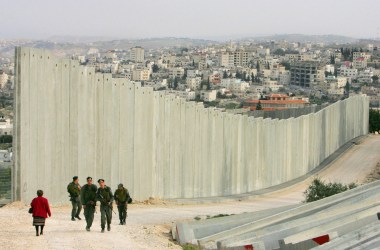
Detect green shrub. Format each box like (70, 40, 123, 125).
(303, 178, 357, 202)
(182, 244, 200, 250)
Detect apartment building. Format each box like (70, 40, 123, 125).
(132, 69, 150, 81)
(169, 67, 185, 78)
(186, 77, 202, 90)
(290, 61, 325, 87)
(218, 49, 249, 67)
(339, 66, 358, 79)
(130, 46, 145, 63)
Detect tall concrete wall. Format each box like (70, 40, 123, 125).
(248, 104, 329, 120)
(13, 48, 370, 204)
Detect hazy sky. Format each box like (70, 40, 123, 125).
(1, 0, 379, 40)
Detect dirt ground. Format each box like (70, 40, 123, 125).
(1, 135, 379, 250)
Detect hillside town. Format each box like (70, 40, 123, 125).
(1, 38, 380, 124)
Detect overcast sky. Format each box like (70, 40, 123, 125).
(1, 0, 379, 40)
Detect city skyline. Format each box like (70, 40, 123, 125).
(1, 0, 379, 41)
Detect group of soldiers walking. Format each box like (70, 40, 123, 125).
(67, 176, 131, 232)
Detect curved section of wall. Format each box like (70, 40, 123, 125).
(13, 48, 369, 204)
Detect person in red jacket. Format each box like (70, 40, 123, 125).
(30, 190, 51, 236)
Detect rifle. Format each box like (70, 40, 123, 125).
(99, 193, 116, 214)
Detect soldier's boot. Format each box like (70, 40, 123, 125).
(119, 220, 123, 225)
(75, 215, 82, 220)
(86, 226, 90, 232)
(71, 217, 75, 221)
(101, 227, 105, 233)
(107, 224, 111, 231)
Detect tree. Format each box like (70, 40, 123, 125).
(223, 70, 228, 79)
(235, 70, 242, 79)
(303, 178, 357, 202)
(152, 64, 159, 73)
(273, 48, 285, 56)
(173, 77, 179, 89)
(372, 75, 379, 84)
(0, 135, 12, 144)
(330, 55, 335, 65)
(256, 101, 263, 110)
(344, 81, 350, 97)
(369, 109, 380, 133)
(256, 61, 260, 72)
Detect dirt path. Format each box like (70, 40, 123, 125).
(1, 135, 379, 250)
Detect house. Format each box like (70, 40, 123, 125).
(243, 94, 309, 110)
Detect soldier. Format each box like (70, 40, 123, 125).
(67, 176, 82, 221)
(114, 183, 131, 225)
(96, 179, 114, 233)
(80, 176, 97, 231)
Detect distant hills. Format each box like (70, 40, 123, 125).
(1, 34, 379, 57)
(238, 34, 360, 44)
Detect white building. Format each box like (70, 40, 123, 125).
(0, 71, 8, 89)
(325, 64, 335, 74)
(132, 69, 150, 81)
(169, 67, 185, 79)
(165, 90, 196, 101)
(186, 77, 202, 90)
(357, 68, 374, 84)
(200, 90, 217, 102)
(339, 66, 358, 79)
(130, 47, 145, 63)
(187, 69, 200, 78)
(263, 79, 283, 92)
(226, 78, 249, 92)
(279, 71, 291, 85)
(0, 118, 12, 135)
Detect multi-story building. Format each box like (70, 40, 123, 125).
(169, 67, 185, 79)
(209, 73, 221, 85)
(132, 69, 150, 81)
(353, 52, 371, 61)
(352, 57, 368, 69)
(187, 69, 200, 78)
(186, 77, 202, 90)
(219, 53, 231, 67)
(357, 68, 374, 84)
(130, 46, 145, 63)
(290, 61, 325, 87)
(0, 71, 8, 89)
(200, 90, 217, 102)
(279, 71, 291, 85)
(339, 66, 358, 79)
(221, 78, 249, 92)
(218, 49, 249, 67)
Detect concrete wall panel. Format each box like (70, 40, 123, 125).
(13, 48, 370, 203)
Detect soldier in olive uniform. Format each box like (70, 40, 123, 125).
(80, 176, 97, 231)
(67, 176, 82, 221)
(96, 179, 114, 233)
(114, 183, 130, 225)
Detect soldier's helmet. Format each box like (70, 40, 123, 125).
(118, 183, 123, 188)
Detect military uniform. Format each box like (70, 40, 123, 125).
(96, 183, 113, 232)
(80, 181, 97, 231)
(114, 184, 130, 225)
(67, 179, 82, 221)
